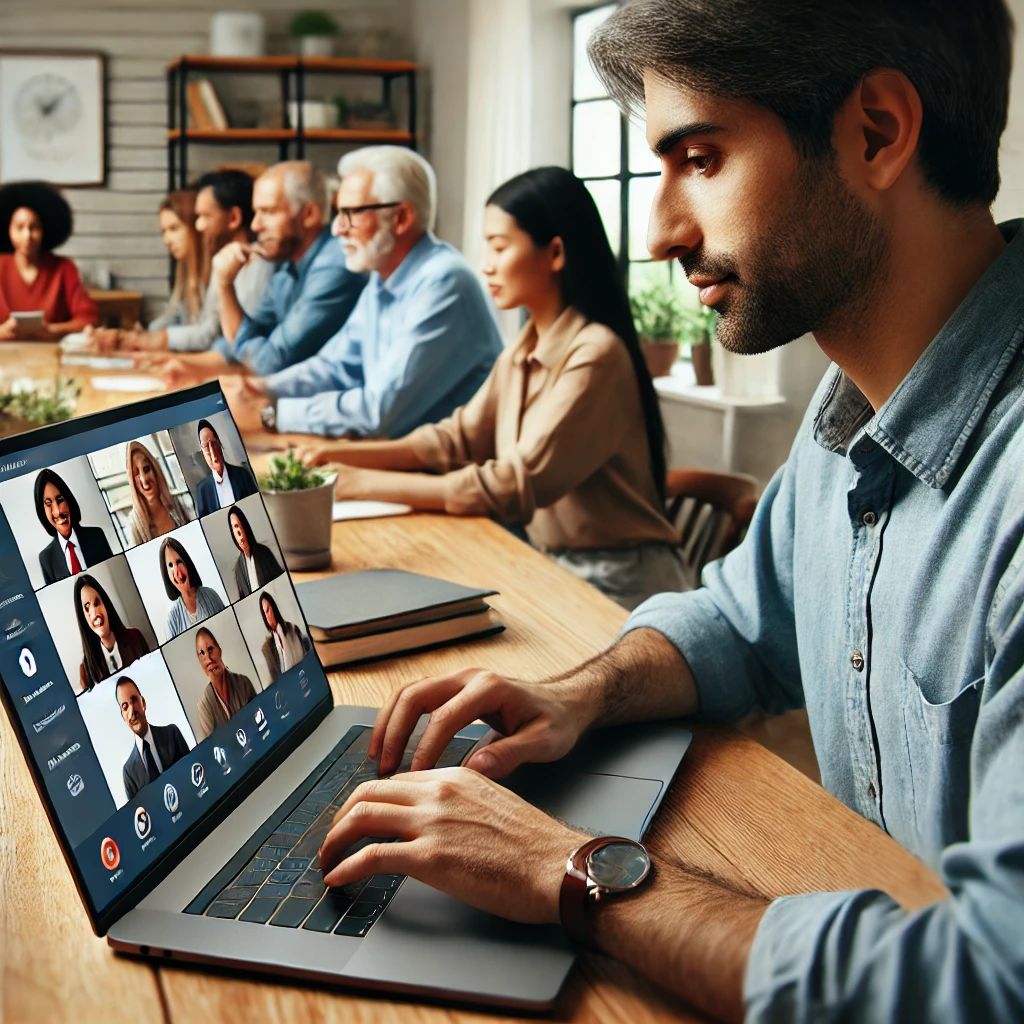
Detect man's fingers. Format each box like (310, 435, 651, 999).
(331, 778, 421, 825)
(377, 676, 469, 774)
(462, 718, 561, 779)
(319, 801, 418, 875)
(322, 839, 413, 889)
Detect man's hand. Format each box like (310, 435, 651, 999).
(299, 443, 332, 467)
(86, 326, 123, 352)
(156, 355, 199, 389)
(326, 462, 371, 500)
(319, 767, 587, 924)
(370, 667, 598, 777)
(213, 241, 253, 287)
(0, 317, 19, 341)
(221, 374, 270, 432)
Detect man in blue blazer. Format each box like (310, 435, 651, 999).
(34, 468, 115, 585)
(193, 419, 258, 518)
(117, 677, 190, 801)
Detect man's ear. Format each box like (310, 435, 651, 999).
(301, 202, 325, 232)
(227, 206, 244, 233)
(393, 201, 418, 238)
(834, 68, 923, 193)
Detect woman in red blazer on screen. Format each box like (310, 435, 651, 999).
(0, 180, 99, 340)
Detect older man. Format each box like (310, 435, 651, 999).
(224, 147, 502, 438)
(160, 161, 365, 384)
(117, 677, 190, 801)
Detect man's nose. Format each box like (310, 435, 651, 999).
(646, 176, 702, 263)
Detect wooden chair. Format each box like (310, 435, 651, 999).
(665, 468, 761, 589)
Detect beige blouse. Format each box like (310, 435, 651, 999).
(408, 306, 679, 553)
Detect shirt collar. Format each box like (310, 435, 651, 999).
(289, 226, 332, 281)
(375, 231, 438, 301)
(813, 219, 1024, 487)
(61, 528, 81, 553)
(135, 725, 154, 756)
(512, 306, 590, 370)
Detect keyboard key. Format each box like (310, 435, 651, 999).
(270, 897, 318, 928)
(235, 869, 273, 887)
(239, 897, 282, 924)
(269, 869, 303, 884)
(302, 891, 355, 932)
(291, 872, 327, 901)
(206, 900, 247, 919)
(280, 858, 312, 871)
(368, 874, 404, 891)
(334, 915, 372, 938)
(346, 899, 385, 920)
(435, 738, 476, 768)
(258, 845, 292, 861)
(257, 882, 294, 899)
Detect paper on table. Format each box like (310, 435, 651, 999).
(332, 500, 413, 521)
(62, 355, 135, 370)
(90, 375, 164, 392)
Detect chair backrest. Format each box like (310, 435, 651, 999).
(665, 469, 760, 589)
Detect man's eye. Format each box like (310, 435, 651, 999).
(685, 152, 715, 174)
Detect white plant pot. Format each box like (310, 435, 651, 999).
(210, 12, 266, 57)
(287, 101, 339, 130)
(300, 35, 335, 58)
(261, 474, 336, 571)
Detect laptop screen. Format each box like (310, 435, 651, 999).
(0, 384, 332, 924)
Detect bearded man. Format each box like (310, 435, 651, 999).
(222, 147, 502, 438)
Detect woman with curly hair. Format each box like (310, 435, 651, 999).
(0, 180, 99, 340)
(74, 573, 151, 691)
(125, 441, 193, 546)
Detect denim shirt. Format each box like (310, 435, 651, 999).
(212, 227, 366, 376)
(625, 219, 1024, 1022)
(267, 232, 503, 438)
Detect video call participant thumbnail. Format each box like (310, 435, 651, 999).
(259, 591, 309, 682)
(227, 504, 282, 597)
(126, 440, 194, 546)
(34, 468, 115, 585)
(193, 419, 257, 517)
(194, 626, 257, 740)
(160, 536, 226, 639)
(117, 676, 190, 800)
(75, 574, 151, 691)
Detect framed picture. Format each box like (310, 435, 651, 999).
(0, 51, 106, 187)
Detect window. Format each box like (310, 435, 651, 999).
(571, 5, 701, 349)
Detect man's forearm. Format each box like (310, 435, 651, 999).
(218, 279, 245, 342)
(554, 627, 699, 730)
(317, 438, 429, 471)
(593, 861, 767, 1023)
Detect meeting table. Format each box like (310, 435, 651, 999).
(0, 342, 945, 1023)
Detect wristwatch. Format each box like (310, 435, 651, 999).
(260, 401, 277, 433)
(559, 836, 652, 951)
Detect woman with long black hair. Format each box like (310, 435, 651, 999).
(302, 167, 686, 609)
(74, 574, 151, 691)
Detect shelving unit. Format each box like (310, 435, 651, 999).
(166, 55, 417, 189)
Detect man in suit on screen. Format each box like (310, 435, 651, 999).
(117, 676, 190, 800)
(193, 419, 257, 518)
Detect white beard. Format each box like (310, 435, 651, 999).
(344, 220, 397, 273)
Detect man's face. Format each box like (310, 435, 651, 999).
(195, 186, 237, 254)
(251, 174, 304, 262)
(196, 633, 225, 681)
(119, 684, 148, 736)
(199, 426, 225, 476)
(643, 74, 889, 354)
(332, 169, 397, 273)
(42, 480, 72, 538)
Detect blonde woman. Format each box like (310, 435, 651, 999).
(125, 441, 193, 546)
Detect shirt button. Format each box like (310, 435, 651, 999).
(851, 650, 865, 671)
(862, 511, 877, 526)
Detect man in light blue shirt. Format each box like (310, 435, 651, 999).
(159, 162, 365, 386)
(224, 147, 502, 438)
(308, 2, 1024, 1022)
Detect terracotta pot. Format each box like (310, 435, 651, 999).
(691, 342, 714, 386)
(261, 473, 336, 571)
(640, 339, 680, 378)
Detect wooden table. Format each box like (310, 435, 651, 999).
(0, 347, 946, 1023)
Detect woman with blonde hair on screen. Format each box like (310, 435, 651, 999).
(125, 441, 192, 545)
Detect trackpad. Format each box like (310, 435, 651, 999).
(505, 766, 663, 841)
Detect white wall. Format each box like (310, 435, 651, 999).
(1, 0, 412, 318)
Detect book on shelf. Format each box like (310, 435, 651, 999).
(197, 79, 229, 130)
(295, 569, 503, 667)
(185, 78, 229, 131)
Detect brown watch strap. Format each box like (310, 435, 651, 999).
(559, 837, 618, 951)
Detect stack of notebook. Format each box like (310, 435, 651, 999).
(295, 569, 503, 667)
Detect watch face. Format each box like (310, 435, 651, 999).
(588, 841, 650, 889)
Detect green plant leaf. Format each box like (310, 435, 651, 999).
(259, 450, 327, 492)
(288, 10, 339, 36)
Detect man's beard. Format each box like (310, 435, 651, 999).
(683, 157, 890, 355)
(344, 216, 397, 273)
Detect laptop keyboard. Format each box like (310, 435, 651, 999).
(185, 725, 478, 937)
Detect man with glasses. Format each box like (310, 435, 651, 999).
(223, 146, 502, 439)
(193, 419, 256, 517)
(159, 161, 366, 386)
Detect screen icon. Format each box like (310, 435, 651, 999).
(190, 762, 204, 788)
(235, 727, 247, 748)
(66, 773, 84, 797)
(274, 690, 288, 711)
(134, 806, 152, 840)
(255, 707, 266, 729)
(299, 669, 309, 693)
(163, 783, 178, 814)
(213, 745, 230, 775)
(101, 837, 120, 870)
(18, 647, 36, 677)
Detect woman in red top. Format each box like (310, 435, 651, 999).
(0, 180, 99, 340)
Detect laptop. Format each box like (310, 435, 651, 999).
(0, 383, 691, 1011)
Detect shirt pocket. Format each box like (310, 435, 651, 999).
(899, 660, 982, 862)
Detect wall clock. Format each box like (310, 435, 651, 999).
(0, 52, 106, 187)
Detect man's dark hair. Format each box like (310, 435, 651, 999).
(114, 676, 141, 707)
(196, 418, 219, 444)
(159, 537, 203, 600)
(588, 0, 1014, 206)
(34, 467, 81, 536)
(195, 169, 255, 228)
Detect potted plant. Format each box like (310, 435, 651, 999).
(0, 375, 79, 439)
(288, 10, 340, 58)
(678, 303, 717, 386)
(259, 451, 336, 571)
(630, 281, 685, 378)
